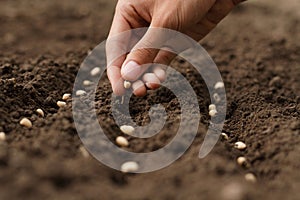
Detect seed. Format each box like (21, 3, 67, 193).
(245, 173, 256, 183)
(121, 161, 139, 173)
(209, 109, 217, 117)
(123, 81, 132, 89)
(237, 157, 247, 166)
(83, 80, 93, 86)
(90, 67, 101, 76)
(120, 125, 135, 135)
(0, 132, 6, 141)
(57, 101, 67, 108)
(234, 141, 247, 150)
(213, 93, 221, 102)
(76, 90, 87, 96)
(20, 118, 32, 128)
(209, 104, 216, 111)
(116, 136, 129, 147)
(214, 81, 225, 89)
(36, 109, 44, 117)
(221, 132, 229, 140)
(79, 146, 89, 158)
(62, 93, 71, 100)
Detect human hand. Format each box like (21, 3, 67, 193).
(106, 0, 245, 96)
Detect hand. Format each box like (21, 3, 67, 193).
(106, 0, 245, 96)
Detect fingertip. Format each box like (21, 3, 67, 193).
(142, 73, 161, 90)
(121, 60, 142, 81)
(153, 66, 166, 82)
(132, 80, 147, 97)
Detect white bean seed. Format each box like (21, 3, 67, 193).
(214, 81, 225, 89)
(221, 132, 229, 140)
(83, 80, 93, 86)
(36, 109, 44, 117)
(90, 67, 101, 76)
(237, 157, 247, 166)
(245, 173, 256, 183)
(209, 109, 218, 117)
(79, 146, 89, 158)
(121, 161, 139, 173)
(120, 125, 135, 135)
(0, 132, 6, 141)
(57, 101, 67, 108)
(62, 93, 71, 100)
(20, 118, 32, 128)
(213, 93, 221, 102)
(209, 104, 216, 111)
(234, 141, 247, 150)
(124, 81, 132, 89)
(116, 136, 129, 147)
(76, 90, 87, 96)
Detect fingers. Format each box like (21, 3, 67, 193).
(132, 80, 147, 96)
(107, 65, 125, 96)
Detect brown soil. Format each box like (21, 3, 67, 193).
(0, 0, 299, 199)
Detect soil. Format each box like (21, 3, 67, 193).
(0, 0, 299, 199)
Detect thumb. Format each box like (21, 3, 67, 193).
(121, 27, 168, 81)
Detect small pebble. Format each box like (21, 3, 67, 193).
(124, 81, 131, 89)
(120, 125, 135, 135)
(79, 146, 89, 158)
(221, 132, 229, 140)
(20, 118, 32, 128)
(121, 161, 139, 173)
(62, 93, 71, 100)
(0, 132, 6, 141)
(57, 101, 67, 108)
(76, 90, 87, 96)
(116, 136, 129, 147)
(209, 109, 217, 117)
(234, 141, 247, 150)
(90, 67, 101, 76)
(237, 157, 247, 166)
(36, 109, 44, 117)
(83, 80, 93, 86)
(209, 104, 216, 111)
(245, 173, 256, 183)
(214, 81, 225, 89)
(213, 93, 221, 102)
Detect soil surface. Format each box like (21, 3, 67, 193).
(0, 0, 299, 199)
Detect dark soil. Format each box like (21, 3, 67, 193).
(0, 0, 299, 199)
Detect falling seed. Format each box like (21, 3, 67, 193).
(79, 146, 89, 158)
(234, 141, 247, 150)
(83, 80, 93, 86)
(121, 161, 139, 173)
(57, 101, 67, 108)
(120, 125, 135, 135)
(90, 67, 101, 76)
(209, 109, 218, 117)
(221, 132, 229, 140)
(76, 90, 87, 96)
(20, 118, 32, 128)
(213, 93, 221, 102)
(36, 109, 44, 117)
(245, 173, 256, 183)
(124, 81, 132, 89)
(0, 132, 6, 141)
(62, 93, 71, 100)
(209, 104, 216, 111)
(237, 157, 247, 166)
(116, 136, 129, 147)
(214, 81, 225, 89)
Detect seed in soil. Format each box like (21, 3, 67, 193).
(120, 125, 135, 135)
(76, 90, 87, 96)
(214, 81, 225, 89)
(90, 67, 101, 76)
(209, 104, 216, 111)
(20, 118, 32, 128)
(79, 146, 89, 158)
(57, 101, 67, 108)
(0, 132, 6, 141)
(83, 80, 93, 86)
(124, 81, 131, 89)
(221, 132, 229, 140)
(213, 93, 221, 102)
(36, 109, 44, 117)
(209, 109, 217, 117)
(121, 161, 139, 173)
(234, 141, 247, 150)
(237, 157, 247, 166)
(62, 93, 71, 100)
(116, 136, 129, 147)
(245, 173, 256, 183)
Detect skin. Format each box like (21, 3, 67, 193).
(106, 0, 246, 96)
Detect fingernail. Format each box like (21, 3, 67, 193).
(121, 61, 141, 81)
